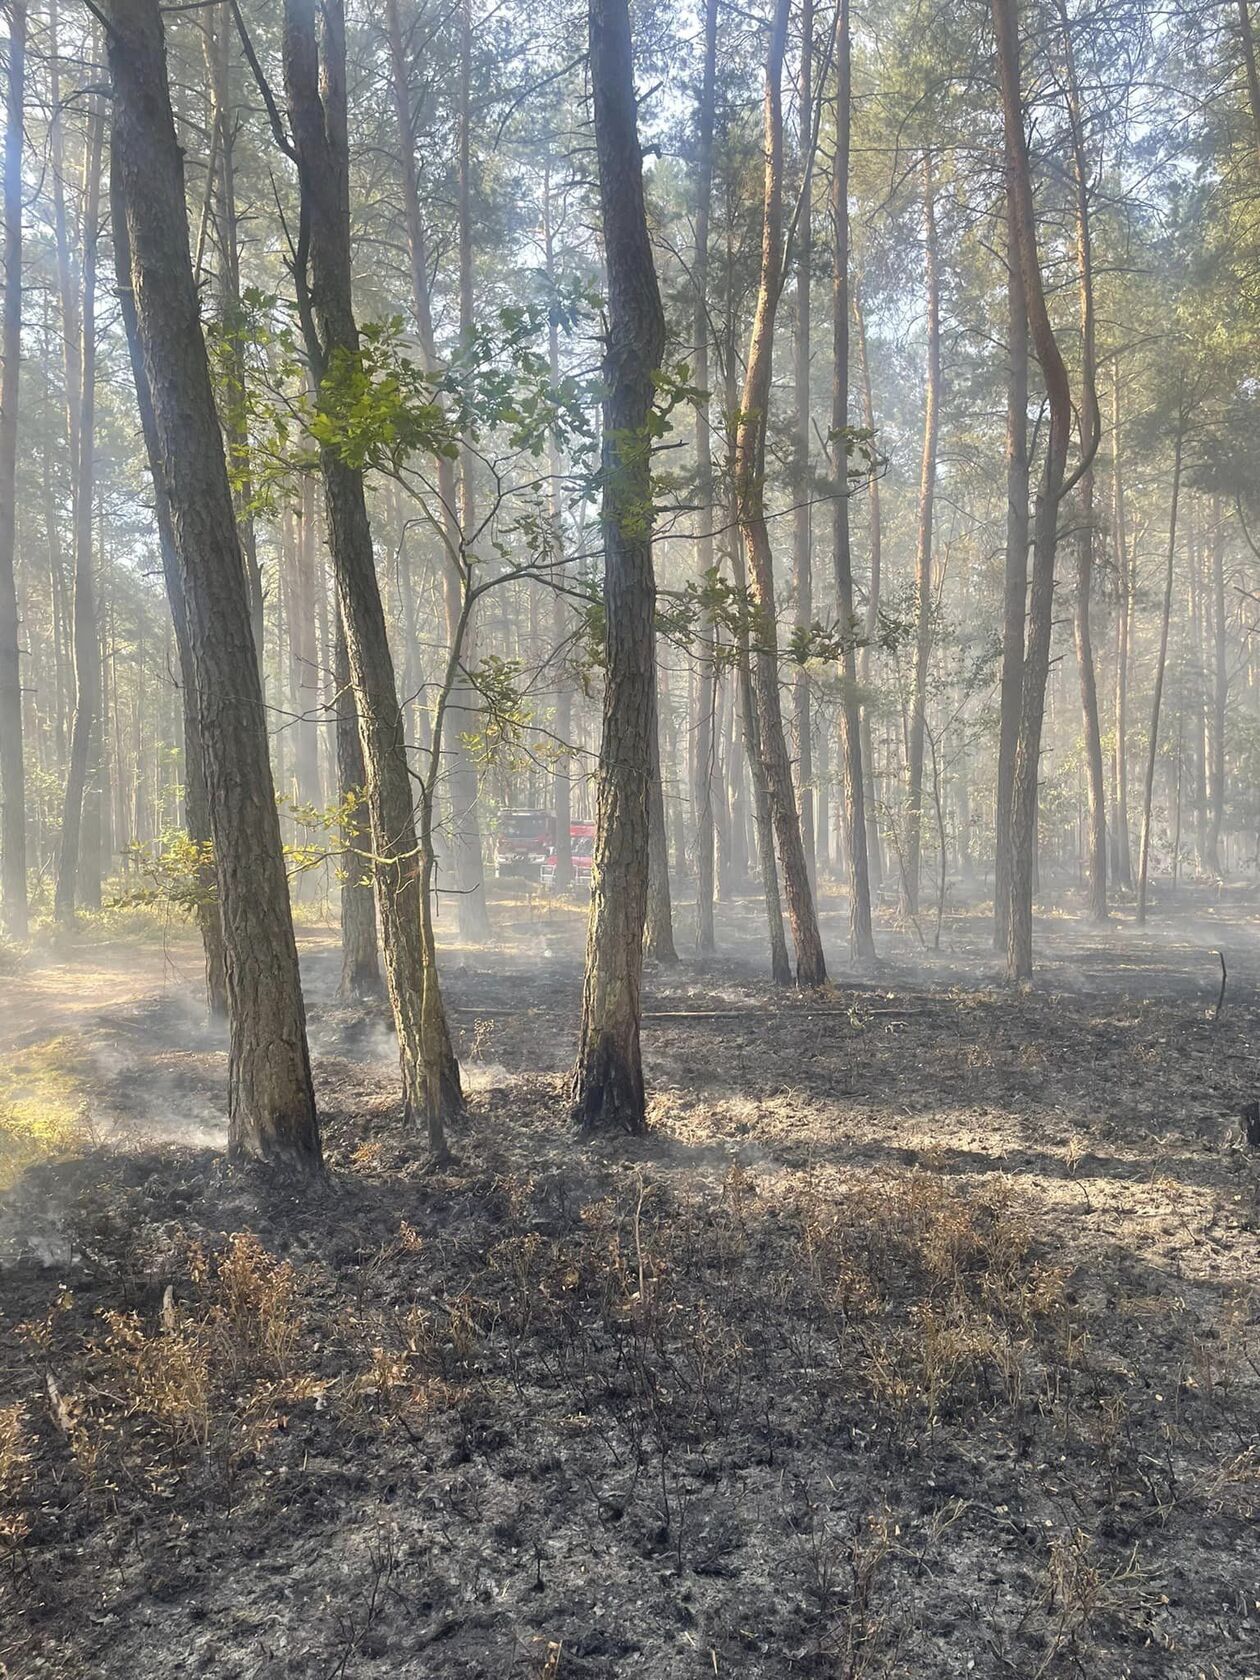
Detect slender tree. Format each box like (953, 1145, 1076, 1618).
(830, 0, 875, 961)
(993, 0, 1078, 982)
(0, 0, 27, 939)
(282, 0, 461, 1156)
(734, 0, 827, 987)
(902, 152, 940, 924)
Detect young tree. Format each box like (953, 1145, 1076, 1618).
(691, 0, 718, 955)
(54, 104, 102, 923)
(102, 0, 319, 1166)
(830, 0, 876, 961)
(901, 152, 940, 924)
(734, 0, 827, 988)
(571, 0, 666, 1133)
(993, 0, 1078, 982)
(282, 0, 462, 1157)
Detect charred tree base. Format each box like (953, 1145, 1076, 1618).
(571, 1032, 648, 1137)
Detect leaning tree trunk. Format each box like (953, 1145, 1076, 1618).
(104, 0, 319, 1166)
(284, 0, 460, 1156)
(0, 0, 28, 940)
(110, 138, 227, 1016)
(734, 0, 827, 988)
(55, 108, 103, 924)
(830, 0, 876, 962)
(572, 0, 667, 1133)
(902, 151, 939, 924)
(994, 0, 1077, 983)
(1137, 420, 1184, 925)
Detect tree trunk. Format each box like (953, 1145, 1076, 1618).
(384, 0, 487, 943)
(205, 9, 264, 681)
(1138, 422, 1184, 924)
(110, 140, 228, 1015)
(105, 0, 318, 1165)
(1206, 500, 1227, 875)
(540, 166, 575, 894)
(572, 0, 666, 1133)
(284, 0, 460, 1156)
(447, 0, 490, 941)
(55, 107, 103, 924)
(993, 0, 1075, 983)
(993, 178, 1029, 953)
(0, 0, 28, 940)
(853, 284, 883, 893)
(792, 0, 816, 893)
(644, 690, 678, 961)
(830, 0, 876, 962)
(692, 0, 718, 954)
(1060, 0, 1106, 923)
(1111, 362, 1133, 888)
(734, 0, 827, 988)
(902, 152, 940, 923)
(1238, 0, 1260, 171)
(333, 609, 383, 1001)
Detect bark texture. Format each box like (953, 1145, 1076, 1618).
(104, 0, 319, 1165)
(572, 0, 666, 1133)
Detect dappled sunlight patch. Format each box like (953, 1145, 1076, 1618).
(0, 1036, 94, 1191)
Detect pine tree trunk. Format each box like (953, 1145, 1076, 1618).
(1138, 423, 1184, 924)
(542, 165, 575, 894)
(1060, 0, 1106, 922)
(0, 0, 28, 940)
(205, 10, 264, 682)
(993, 0, 1074, 983)
(55, 108, 103, 924)
(1111, 363, 1133, 888)
(734, 0, 827, 988)
(105, 0, 318, 1164)
(853, 286, 884, 893)
(993, 183, 1028, 952)
(792, 0, 816, 892)
(114, 207, 229, 1016)
(572, 0, 666, 1133)
(644, 688, 678, 962)
(831, 0, 876, 962)
(285, 0, 460, 1156)
(333, 611, 382, 1002)
(692, 0, 718, 954)
(902, 152, 939, 924)
(1206, 500, 1227, 875)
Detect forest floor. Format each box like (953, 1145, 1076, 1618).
(1, 878, 1259, 1679)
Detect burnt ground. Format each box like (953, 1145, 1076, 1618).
(1, 882, 1259, 1679)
